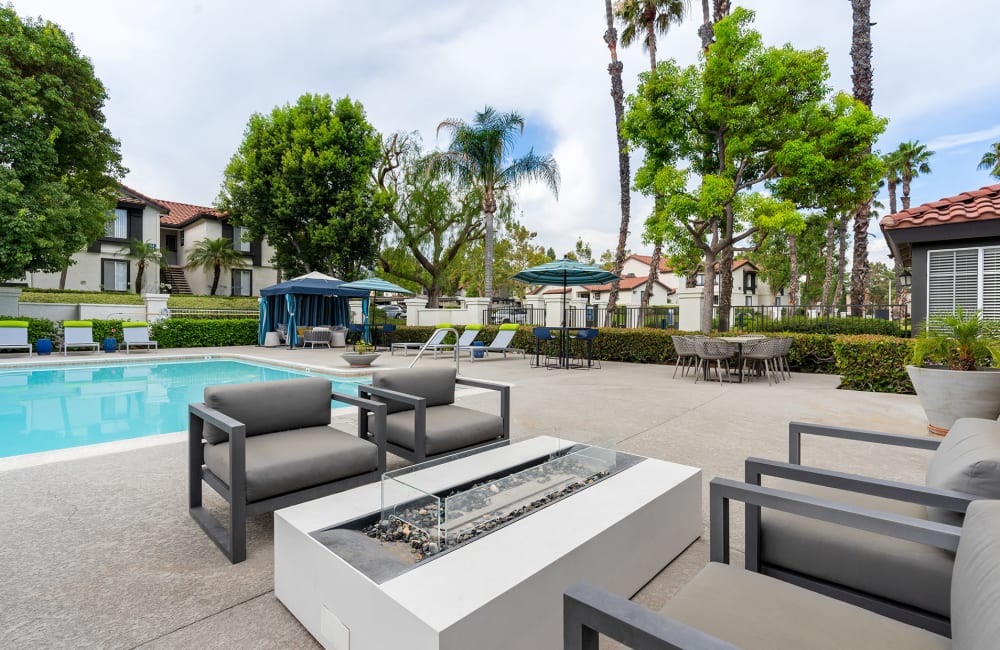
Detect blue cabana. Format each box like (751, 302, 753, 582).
(258, 272, 367, 348)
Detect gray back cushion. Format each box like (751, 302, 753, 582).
(925, 418, 1000, 525)
(201, 377, 332, 444)
(372, 367, 456, 414)
(951, 499, 1000, 650)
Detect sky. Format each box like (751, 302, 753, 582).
(11, 0, 1000, 270)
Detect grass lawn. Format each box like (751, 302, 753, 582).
(20, 289, 258, 310)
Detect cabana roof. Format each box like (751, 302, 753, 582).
(259, 272, 368, 298)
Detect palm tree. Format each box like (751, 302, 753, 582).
(978, 141, 1000, 180)
(849, 0, 874, 315)
(125, 240, 166, 294)
(603, 0, 632, 323)
(184, 237, 248, 296)
(615, 0, 689, 310)
(882, 150, 903, 214)
(896, 140, 935, 210)
(432, 107, 559, 300)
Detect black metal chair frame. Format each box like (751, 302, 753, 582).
(563, 477, 962, 649)
(741, 421, 973, 636)
(188, 391, 387, 563)
(568, 328, 601, 369)
(358, 376, 510, 463)
(530, 327, 559, 368)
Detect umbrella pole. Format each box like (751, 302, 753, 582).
(562, 271, 567, 368)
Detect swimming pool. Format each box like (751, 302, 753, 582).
(0, 359, 369, 458)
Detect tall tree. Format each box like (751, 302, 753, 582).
(895, 140, 934, 210)
(603, 0, 633, 325)
(848, 0, 875, 315)
(376, 134, 485, 307)
(615, 0, 690, 310)
(0, 7, 126, 282)
(883, 150, 903, 214)
(978, 142, 1000, 180)
(624, 9, 882, 332)
(218, 93, 388, 280)
(184, 237, 248, 296)
(431, 107, 559, 301)
(124, 240, 166, 295)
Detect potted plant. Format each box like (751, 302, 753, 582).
(906, 308, 1000, 435)
(341, 343, 381, 367)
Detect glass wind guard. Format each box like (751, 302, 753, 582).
(442, 442, 619, 546)
(380, 474, 442, 546)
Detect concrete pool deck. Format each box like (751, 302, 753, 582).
(0, 345, 931, 648)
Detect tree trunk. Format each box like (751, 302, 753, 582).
(427, 284, 442, 309)
(135, 263, 145, 295)
(686, 270, 698, 288)
(698, 0, 714, 50)
(821, 218, 835, 311)
(211, 265, 221, 296)
(483, 207, 495, 301)
(646, 21, 657, 71)
(641, 239, 662, 309)
(834, 213, 850, 310)
(700, 249, 717, 334)
(788, 233, 799, 308)
(901, 175, 912, 210)
(717, 246, 734, 332)
(887, 178, 898, 214)
(603, 0, 631, 328)
(848, 0, 873, 316)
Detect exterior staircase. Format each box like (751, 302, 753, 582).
(162, 266, 192, 295)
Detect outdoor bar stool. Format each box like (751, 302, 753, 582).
(569, 328, 600, 369)
(530, 326, 557, 368)
(380, 324, 396, 350)
(694, 338, 738, 385)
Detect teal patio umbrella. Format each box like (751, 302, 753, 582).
(513, 259, 618, 367)
(337, 278, 415, 345)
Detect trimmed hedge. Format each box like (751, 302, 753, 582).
(737, 314, 906, 336)
(150, 318, 258, 348)
(834, 335, 914, 394)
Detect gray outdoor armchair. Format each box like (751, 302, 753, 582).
(564, 478, 1000, 650)
(741, 418, 1000, 635)
(188, 377, 386, 563)
(358, 366, 509, 463)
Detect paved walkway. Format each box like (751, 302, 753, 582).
(0, 346, 931, 648)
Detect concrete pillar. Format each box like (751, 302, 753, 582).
(463, 297, 491, 325)
(143, 293, 170, 323)
(676, 287, 704, 332)
(544, 294, 567, 327)
(404, 297, 428, 326)
(349, 299, 364, 324)
(524, 295, 545, 325)
(0, 286, 22, 318)
(569, 296, 588, 327)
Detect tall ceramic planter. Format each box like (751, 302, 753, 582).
(906, 365, 1000, 435)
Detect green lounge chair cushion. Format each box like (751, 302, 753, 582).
(0, 321, 28, 328)
(63, 321, 92, 327)
(499, 323, 519, 331)
(121, 322, 148, 328)
(201, 377, 332, 444)
(465, 324, 483, 330)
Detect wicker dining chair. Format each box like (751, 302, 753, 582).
(694, 338, 738, 385)
(670, 335, 699, 379)
(741, 337, 782, 385)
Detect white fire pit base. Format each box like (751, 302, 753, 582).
(274, 436, 701, 650)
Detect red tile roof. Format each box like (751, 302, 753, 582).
(584, 276, 675, 293)
(626, 254, 672, 273)
(880, 183, 1000, 230)
(156, 199, 227, 227)
(118, 184, 169, 213)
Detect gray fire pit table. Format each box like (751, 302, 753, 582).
(274, 435, 701, 650)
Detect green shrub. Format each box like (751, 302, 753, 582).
(150, 318, 258, 348)
(833, 335, 914, 393)
(745, 315, 905, 336)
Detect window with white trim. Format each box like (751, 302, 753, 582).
(232, 226, 251, 252)
(927, 246, 1000, 321)
(231, 269, 251, 297)
(105, 208, 128, 239)
(101, 259, 129, 292)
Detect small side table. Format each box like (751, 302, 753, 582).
(263, 331, 282, 347)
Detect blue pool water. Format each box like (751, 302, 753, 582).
(0, 359, 369, 458)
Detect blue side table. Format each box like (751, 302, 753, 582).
(35, 338, 53, 355)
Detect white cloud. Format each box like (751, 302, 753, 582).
(927, 124, 1000, 152)
(10, 0, 999, 265)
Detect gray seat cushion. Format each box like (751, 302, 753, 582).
(372, 367, 455, 414)
(952, 500, 1000, 650)
(761, 478, 954, 617)
(204, 425, 377, 502)
(661, 562, 948, 650)
(925, 417, 1000, 525)
(201, 377, 332, 444)
(381, 405, 503, 456)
